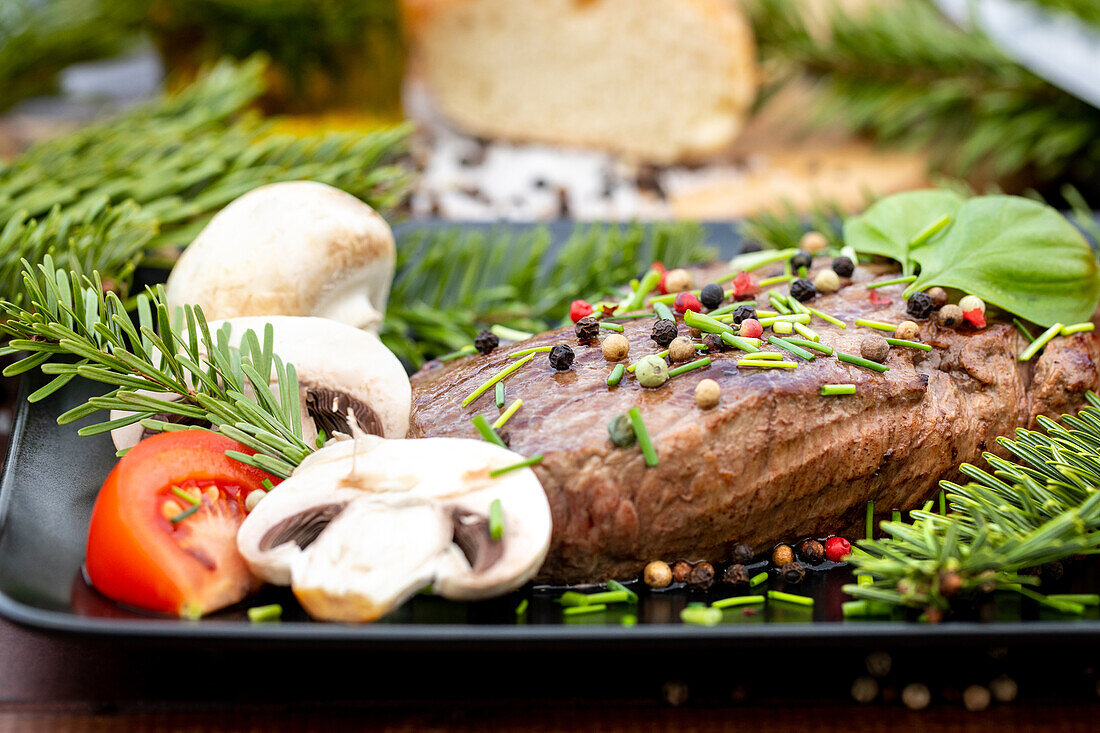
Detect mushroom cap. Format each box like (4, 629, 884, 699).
(236, 436, 552, 622)
(109, 315, 411, 452)
(165, 181, 395, 333)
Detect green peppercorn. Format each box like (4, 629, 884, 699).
(635, 355, 669, 388)
(608, 413, 636, 447)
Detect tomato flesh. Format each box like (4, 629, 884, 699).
(85, 431, 279, 617)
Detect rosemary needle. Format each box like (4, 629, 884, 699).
(492, 399, 523, 429)
(472, 414, 506, 448)
(607, 363, 625, 387)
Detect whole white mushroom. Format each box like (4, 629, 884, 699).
(166, 181, 395, 333)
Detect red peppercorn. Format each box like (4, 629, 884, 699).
(674, 292, 702, 314)
(824, 536, 851, 562)
(739, 318, 763, 339)
(963, 308, 986, 328)
(569, 299, 593, 323)
(731, 271, 760, 298)
(651, 261, 667, 275)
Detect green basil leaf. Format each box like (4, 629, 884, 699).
(904, 196, 1100, 327)
(844, 190, 965, 274)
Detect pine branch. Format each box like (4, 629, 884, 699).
(0, 257, 312, 477)
(846, 394, 1100, 617)
(747, 0, 1100, 190)
(381, 223, 715, 368)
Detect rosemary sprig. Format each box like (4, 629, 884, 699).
(381, 222, 714, 368)
(0, 258, 312, 477)
(846, 393, 1100, 616)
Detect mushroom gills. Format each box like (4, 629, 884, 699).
(449, 508, 504, 573)
(258, 503, 346, 552)
(304, 386, 384, 438)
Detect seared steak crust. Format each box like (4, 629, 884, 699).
(409, 261, 1100, 584)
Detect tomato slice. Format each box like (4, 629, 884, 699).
(85, 431, 280, 618)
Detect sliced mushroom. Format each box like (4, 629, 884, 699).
(165, 181, 395, 333)
(110, 316, 411, 451)
(236, 436, 552, 622)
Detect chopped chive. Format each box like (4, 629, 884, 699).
(606, 579, 639, 603)
(772, 321, 794, 335)
(837, 351, 889, 372)
(738, 359, 797, 369)
(748, 351, 784, 360)
(866, 275, 918, 289)
(599, 322, 625, 333)
(755, 309, 779, 318)
(758, 314, 811, 327)
(558, 591, 590, 606)
(921, 500, 934, 512)
(170, 503, 201, 524)
(939, 490, 946, 514)
(315, 429, 327, 448)
(759, 274, 793, 288)
(462, 353, 536, 406)
(440, 345, 476, 362)
(884, 337, 932, 351)
(1014, 318, 1035, 341)
(492, 399, 523, 429)
(248, 604, 282, 623)
(472, 414, 507, 447)
(910, 213, 952, 248)
(1013, 586, 1085, 615)
(668, 357, 711, 378)
(793, 323, 820, 342)
(489, 454, 543, 477)
(768, 291, 792, 314)
(261, 478, 274, 491)
(491, 325, 534, 342)
(806, 306, 847, 328)
(767, 335, 816, 360)
(749, 572, 768, 587)
(684, 309, 734, 335)
(892, 509, 901, 522)
(604, 313, 655, 322)
(721, 332, 761, 353)
(628, 407, 658, 467)
(725, 248, 797, 274)
(515, 599, 529, 616)
(1062, 322, 1095, 335)
(857, 573, 874, 586)
(563, 603, 607, 616)
(854, 318, 897, 332)
(767, 590, 813, 607)
(821, 384, 856, 396)
(786, 294, 811, 315)
(866, 500, 874, 539)
(584, 590, 631, 605)
(797, 265, 808, 278)
(607, 363, 625, 387)
(654, 302, 674, 321)
(627, 349, 669, 372)
(787, 338, 834, 355)
(510, 346, 553, 358)
(621, 614, 637, 627)
(1018, 323, 1063, 361)
(170, 485, 200, 506)
(1047, 594, 1100, 606)
(489, 499, 504, 540)
(495, 381, 506, 408)
(680, 606, 723, 626)
(712, 595, 766, 609)
(842, 600, 869, 617)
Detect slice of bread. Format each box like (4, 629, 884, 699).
(402, 0, 757, 163)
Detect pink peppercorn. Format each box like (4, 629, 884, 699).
(739, 318, 763, 339)
(569, 299, 593, 323)
(674, 292, 702, 314)
(825, 536, 851, 563)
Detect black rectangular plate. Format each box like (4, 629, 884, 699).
(1, 221, 1099, 650)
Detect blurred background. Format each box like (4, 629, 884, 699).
(1, 0, 1098, 223)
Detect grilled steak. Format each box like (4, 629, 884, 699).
(409, 260, 1100, 584)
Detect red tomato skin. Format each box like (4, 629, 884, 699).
(85, 431, 279, 617)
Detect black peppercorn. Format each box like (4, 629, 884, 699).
(608, 413, 636, 447)
(729, 542, 754, 564)
(1041, 561, 1064, 583)
(702, 333, 724, 353)
(780, 561, 806, 584)
(651, 318, 678, 347)
(790, 278, 816, 302)
(832, 256, 855, 278)
(790, 249, 813, 271)
(731, 304, 756, 325)
(723, 564, 750, 585)
(700, 283, 725, 310)
(474, 329, 499, 355)
(906, 291, 935, 319)
(548, 344, 574, 370)
(687, 562, 715, 590)
(574, 316, 599, 341)
(798, 539, 825, 565)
